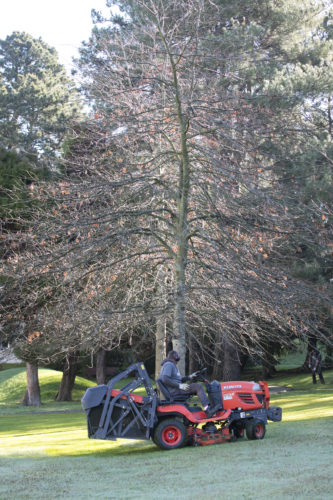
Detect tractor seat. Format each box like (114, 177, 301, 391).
(156, 379, 191, 403)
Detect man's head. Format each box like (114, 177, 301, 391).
(167, 350, 180, 363)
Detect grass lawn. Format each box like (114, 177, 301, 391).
(0, 366, 333, 499)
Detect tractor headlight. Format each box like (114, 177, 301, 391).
(252, 383, 261, 391)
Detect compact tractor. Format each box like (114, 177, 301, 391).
(81, 362, 282, 450)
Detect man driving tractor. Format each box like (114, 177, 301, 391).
(160, 350, 220, 418)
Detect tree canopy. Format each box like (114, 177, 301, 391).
(0, 31, 81, 164)
(1, 1, 332, 384)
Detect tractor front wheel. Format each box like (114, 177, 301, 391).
(230, 421, 245, 439)
(154, 419, 187, 450)
(245, 419, 266, 440)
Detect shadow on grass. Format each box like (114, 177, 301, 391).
(64, 441, 160, 458)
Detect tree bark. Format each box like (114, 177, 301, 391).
(171, 134, 190, 374)
(212, 334, 224, 380)
(158, 32, 190, 376)
(55, 352, 79, 401)
(222, 338, 241, 381)
(262, 345, 277, 379)
(22, 362, 41, 406)
(188, 335, 201, 374)
(328, 95, 332, 138)
(155, 313, 167, 379)
(172, 161, 189, 375)
(96, 348, 107, 385)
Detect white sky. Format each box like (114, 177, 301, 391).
(0, 0, 111, 70)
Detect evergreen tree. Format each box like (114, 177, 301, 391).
(0, 33, 82, 405)
(257, 2, 333, 354)
(0, 32, 81, 164)
(0, 148, 49, 219)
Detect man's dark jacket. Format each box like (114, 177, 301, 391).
(160, 359, 187, 396)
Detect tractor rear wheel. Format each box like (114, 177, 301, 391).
(154, 418, 187, 450)
(245, 419, 266, 440)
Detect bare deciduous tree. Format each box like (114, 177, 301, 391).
(2, 0, 332, 383)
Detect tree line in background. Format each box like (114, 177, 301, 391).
(0, 0, 332, 405)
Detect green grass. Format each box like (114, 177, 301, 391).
(0, 367, 151, 416)
(0, 365, 333, 499)
(0, 367, 96, 415)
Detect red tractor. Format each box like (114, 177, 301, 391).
(82, 363, 282, 450)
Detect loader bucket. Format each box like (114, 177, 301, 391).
(81, 363, 157, 442)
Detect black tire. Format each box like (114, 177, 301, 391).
(230, 421, 245, 439)
(153, 418, 187, 450)
(245, 419, 266, 440)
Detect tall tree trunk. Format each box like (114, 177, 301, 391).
(55, 352, 79, 401)
(155, 266, 168, 379)
(161, 36, 190, 376)
(172, 152, 189, 375)
(96, 348, 107, 385)
(155, 313, 167, 379)
(262, 343, 278, 379)
(22, 362, 41, 406)
(188, 334, 201, 374)
(328, 95, 332, 138)
(212, 333, 224, 380)
(222, 338, 241, 381)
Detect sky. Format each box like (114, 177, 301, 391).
(0, 0, 111, 70)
